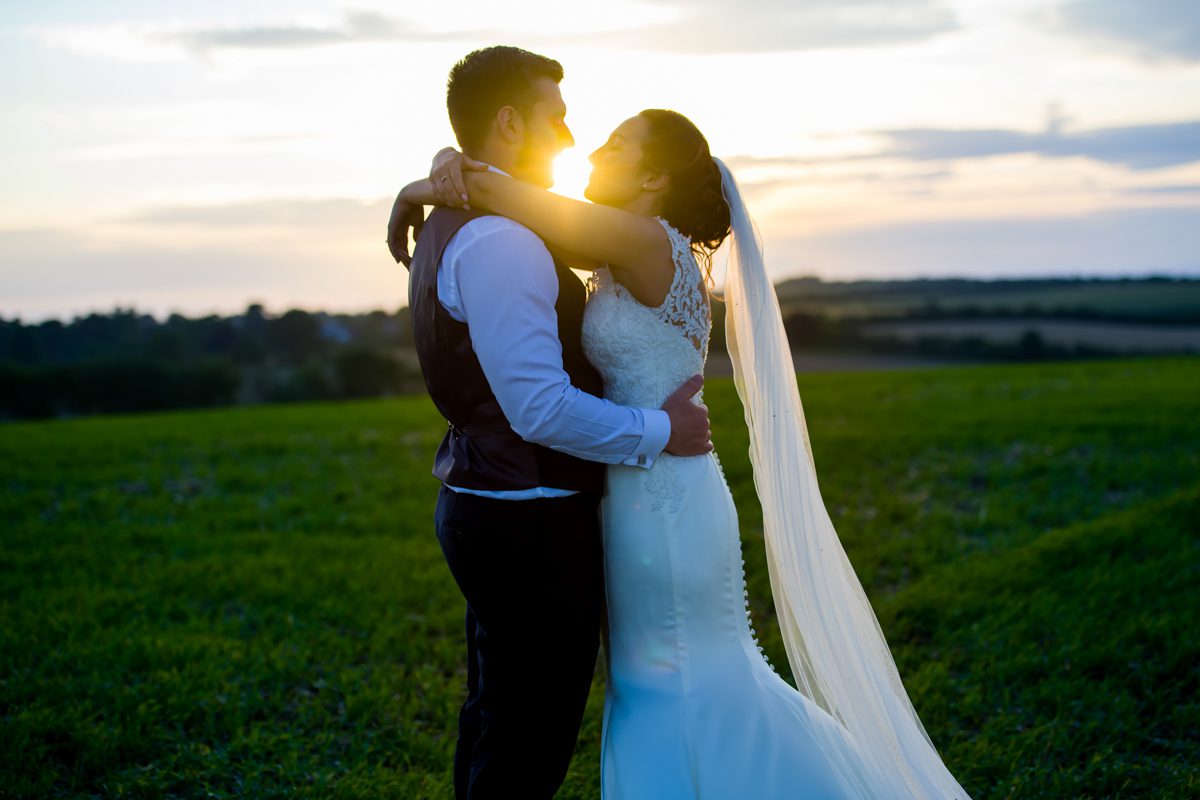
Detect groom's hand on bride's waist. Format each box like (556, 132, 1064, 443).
(662, 374, 713, 456)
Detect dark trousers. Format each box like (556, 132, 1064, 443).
(434, 485, 604, 800)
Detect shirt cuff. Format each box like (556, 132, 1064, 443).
(622, 408, 671, 469)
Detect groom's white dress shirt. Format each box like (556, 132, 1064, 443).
(435, 171, 671, 500)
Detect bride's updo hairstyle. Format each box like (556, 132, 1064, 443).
(638, 109, 732, 283)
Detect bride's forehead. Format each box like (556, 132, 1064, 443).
(611, 116, 647, 140)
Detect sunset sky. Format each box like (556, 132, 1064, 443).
(2, 0, 1198, 320)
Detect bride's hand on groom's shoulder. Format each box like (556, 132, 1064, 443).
(662, 374, 713, 457)
(387, 195, 424, 268)
(429, 147, 489, 209)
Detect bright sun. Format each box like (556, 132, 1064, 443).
(552, 150, 594, 201)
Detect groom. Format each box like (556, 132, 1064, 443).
(389, 46, 712, 798)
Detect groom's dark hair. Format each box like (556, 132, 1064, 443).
(446, 46, 564, 152)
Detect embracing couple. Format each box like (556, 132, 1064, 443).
(388, 46, 971, 800)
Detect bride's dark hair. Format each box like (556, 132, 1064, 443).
(637, 109, 731, 286)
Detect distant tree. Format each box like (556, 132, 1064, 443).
(1017, 330, 1047, 360)
(242, 303, 266, 333)
(174, 359, 240, 407)
(266, 309, 325, 362)
(146, 329, 187, 360)
(783, 312, 826, 347)
(0, 363, 54, 418)
(37, 319, 67, 362)
(334, 346, 407, 398)
(708, 301, 727, 353)
(3, 322, 42, 365)
(198, 317, 239, 357)
(74, 358, 173, 412)
(267, 361, 336, 402)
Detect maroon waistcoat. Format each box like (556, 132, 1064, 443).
(408, 207, 605, 493)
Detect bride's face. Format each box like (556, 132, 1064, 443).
(584, 116, 656, 208)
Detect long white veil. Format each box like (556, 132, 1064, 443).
(715, 157, 972, 799)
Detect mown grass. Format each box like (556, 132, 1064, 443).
(2, 357, 1197, 798)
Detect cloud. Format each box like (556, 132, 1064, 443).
(33, 11, 492, 61)
(731, 117, 1200, 173)
(734, 166, 955, 204)
(573, 0, 960, 54)
(871, 118, 1200, 170)
(38, 1, 960, 60)
(165, 11, 478, 55)
(1047, 0, 1200, 64)
(62, 134, 318, 162)
(120, 197, 388, 228)
(0, 212, 407, 321)
(724, 155, 825, 171)
(1122, 184, 1200, 195)
(771, 205, 1200, 279)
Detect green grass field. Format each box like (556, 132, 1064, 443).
(2, 357, 1198, 798)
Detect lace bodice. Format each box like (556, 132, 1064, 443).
(582, 216, 712, 410)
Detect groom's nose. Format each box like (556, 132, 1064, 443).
(558, 122, 575, 150)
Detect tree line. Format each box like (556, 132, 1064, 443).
(5, 278, 1192, 421)
(0, 305, 422, 420)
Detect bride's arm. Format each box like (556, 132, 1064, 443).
(397, 172, 673, 305)
(546, 244, 603, 272)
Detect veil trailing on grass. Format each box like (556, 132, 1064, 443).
(715, 157, 972, 799)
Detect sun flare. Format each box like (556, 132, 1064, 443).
(552, 150, 595, 201)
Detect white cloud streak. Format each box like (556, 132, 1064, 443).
(34, 1, 961, 62)
(1045, 0, 1200, 64)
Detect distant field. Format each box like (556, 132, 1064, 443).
(703, 350, 971, 376)
(774, 278, 1200, 320)
(861, 318, 1200, 352)
(2, 357, 1198, 798)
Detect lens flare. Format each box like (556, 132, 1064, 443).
(552, 151, 593, 201)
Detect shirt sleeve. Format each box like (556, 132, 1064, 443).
(452, 222, 671, 468)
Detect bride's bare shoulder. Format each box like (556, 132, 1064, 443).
(609, 216, 676, 308)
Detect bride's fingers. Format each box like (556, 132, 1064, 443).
(389, 228, 410, 265)
(433, 169, 468, 208)
(387, 231, 407, 265)
(449, 168, 470, 207)
(445, 171, 463, 206)
(435, 175, 454, 207)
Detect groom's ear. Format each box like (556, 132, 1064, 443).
(495, 105, 525, 145)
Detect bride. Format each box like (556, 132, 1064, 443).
(393, 108, 972, 799)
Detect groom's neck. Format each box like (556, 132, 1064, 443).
(465, 145, 526, 183)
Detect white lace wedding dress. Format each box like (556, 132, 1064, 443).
(582, 218, 897, 799)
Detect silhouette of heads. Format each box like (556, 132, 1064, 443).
(446, 46, 573, 188)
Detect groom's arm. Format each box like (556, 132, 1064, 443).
(453, 222, 671, 468)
